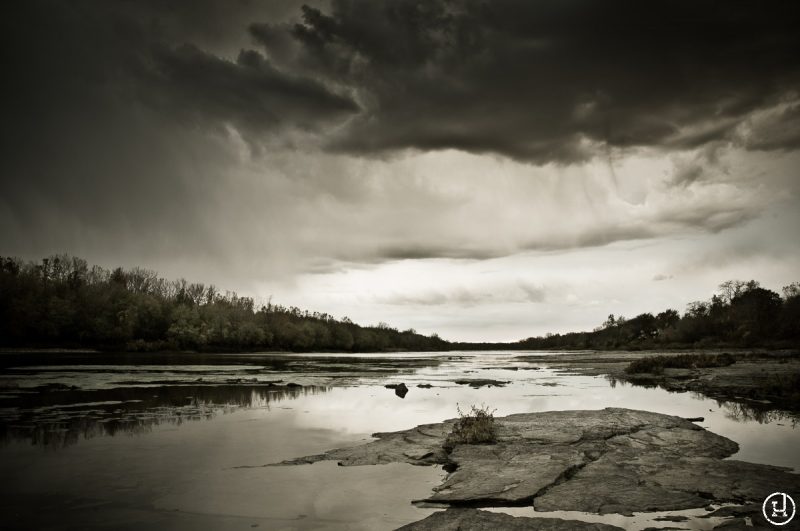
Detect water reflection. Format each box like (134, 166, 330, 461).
(604, 375, 800, 426)
(720, 400, 799, 425)
(0, 351, 444, 392)
(0, 351, 443, 376)
(0, 384, 328, 447)
(0, 350, 447, 448)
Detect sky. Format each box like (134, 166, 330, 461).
(1, 0, 799, 341)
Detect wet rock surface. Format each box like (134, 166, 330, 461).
(274, 408, 800, 515)
(395, 508, 624, 530)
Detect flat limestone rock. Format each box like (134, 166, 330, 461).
(396, 508, 624, 530)
(276, 419, 454, 467)
(272, 408, 800, 514)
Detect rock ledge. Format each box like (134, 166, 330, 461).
(274, 408, 800, 515)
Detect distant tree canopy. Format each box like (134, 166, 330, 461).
(0, 255, 448, 352)
(504, 279, 800, 350)
(1, 256, 797, 352)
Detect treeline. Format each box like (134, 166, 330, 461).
(0, 255, 448, 352)
(508, 280, 800, 350)
(2, 255, 797, 353)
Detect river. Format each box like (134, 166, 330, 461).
(0, 351, 797, 530)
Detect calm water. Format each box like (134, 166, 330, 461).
(0, 351, 797, 530)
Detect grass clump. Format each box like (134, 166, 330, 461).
(625, 352, 736, 375)
(444, 404, 497, 450)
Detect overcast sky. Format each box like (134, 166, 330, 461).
(2, 0, 799, 341)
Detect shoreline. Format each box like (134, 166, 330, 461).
(517, 350, 800, 415)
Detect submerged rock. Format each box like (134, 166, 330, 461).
(273, 408, 800, 515)
(453, 378, 509, 388)
(396, 508, 624, 530)
(653, 515, 689, 522)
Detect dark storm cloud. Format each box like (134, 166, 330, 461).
(152, 45, 358, 133)
(4, 0, 798, 177)
(1, 0, 796, 281)
(250, 0, 800, 163)
(0, 0, 356, 275)
(0, 1, 356, 153)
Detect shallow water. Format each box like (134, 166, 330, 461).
(0, 351, 797, 530)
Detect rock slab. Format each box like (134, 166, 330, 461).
(274, 408, 800, 515)
(396, 508, 624, 530)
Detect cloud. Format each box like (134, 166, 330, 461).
(371, 244, 499, 261)
(0, 0, 356, 282)
(249, 0, 800, 163)
(150, 45, 359, 135)
(377, 281, 548, 306)
(6, 1, 798, 170)
(735, 100, 800, 152)
(0, 2, 356, 151)
(1, 1, 798, 343)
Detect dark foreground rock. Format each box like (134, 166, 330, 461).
(396, 508, 624, 530)
(274, 408, 800, 515)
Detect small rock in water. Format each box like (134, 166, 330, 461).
(385, 382, 409, 398)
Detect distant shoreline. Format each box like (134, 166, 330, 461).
(1, 345, 794, 355)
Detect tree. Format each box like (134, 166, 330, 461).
(655, 309, 680, 330)
(782, 282, 800, 300)
(730, 287, 782, 342)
